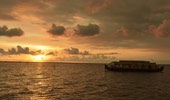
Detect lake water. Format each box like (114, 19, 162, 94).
(0, 62, 170, 100)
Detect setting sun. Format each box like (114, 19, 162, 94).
(31, 55, 46, 61)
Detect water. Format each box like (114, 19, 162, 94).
(0, 62, 170, 100)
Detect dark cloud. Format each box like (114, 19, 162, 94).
(7, 45, 29, 55)
(17, 45, 29, 54)
(0, 45, 44, 55)
(109, 52, 119, 55)
(8, 48, 17, 55)
(99, 52, 119, 55)
(46, 52, 57, 56)
(64, 47, 79, 54)
(83, 0, 170, 40)
(0, 0, 170, 50)
(64, 47, 90, 55)
(81, 50, 90, 55)
(0, 25, 24, 37)
(30, 50, 42, 55)
(0, 48, 5, 55)
(47, 24, 65, 36)
(74, 24, 100, 36)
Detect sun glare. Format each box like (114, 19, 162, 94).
(36, 46, 49, 50)
(32, 55, 46, 61)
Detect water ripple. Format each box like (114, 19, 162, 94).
(0, 62, 170, 100)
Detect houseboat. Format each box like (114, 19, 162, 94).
(105, 60, 164, 72)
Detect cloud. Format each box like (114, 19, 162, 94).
(88, 54, 116, 61)
(116, 26, 129, 37)
(0, 0, 18, 21)
(84, 0, 170, 39)
(46, 51, 57, 56)
(0, 0, 48, 21)
(81, 50, 90, 55)
(0, 48, 5, 55)
(0, 45, 58, 57)
(64, 47, 90, 55)
(29, 50, 42, 55)
(74, 24, 100, 36)
(149, 19, 170, 38)
(0, 13, 17, 20)
(8, 48, 17, 55)
(7, 45, 30, 55)
(56, 53, 116, 63)
(47, 24, 65, 36)
(17, 45, 29, 54)
(0, 0, 170, 50)
(0, 45, 59, 57)
(0, 48, 5, 52)
(0, 45, 43, 55)
(0, 25, 24, 37)
(99, 52, 119, 55)
(64, 47, 79, 54)
(86, 0, 111, 14)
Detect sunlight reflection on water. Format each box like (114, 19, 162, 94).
(0, 62, 170, 100)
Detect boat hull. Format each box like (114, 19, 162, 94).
(105, 65, 164, 72)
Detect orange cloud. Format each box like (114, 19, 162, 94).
(86, 0, 111, 14)
(116, 26, 129, 37)
(149, 19, 170, 38)
(11, 2, 42, 21)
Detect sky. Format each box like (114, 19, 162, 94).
(0, 0, 170, 63)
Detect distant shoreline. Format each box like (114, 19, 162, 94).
(0, 61, 170, 66)
(0, 61, 104, 64)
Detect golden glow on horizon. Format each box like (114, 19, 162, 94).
(31, 55, 46, 61)
(36, 46, 50, 50)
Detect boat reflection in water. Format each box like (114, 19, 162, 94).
(105, 60, 164, 72)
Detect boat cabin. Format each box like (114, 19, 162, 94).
(110, 60, 159, 69)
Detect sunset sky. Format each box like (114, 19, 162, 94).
(0, 0, 170, 63)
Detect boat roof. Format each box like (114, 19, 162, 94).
(119, 60, 150, 63)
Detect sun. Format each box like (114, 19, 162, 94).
(31, 55, 46, 61)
